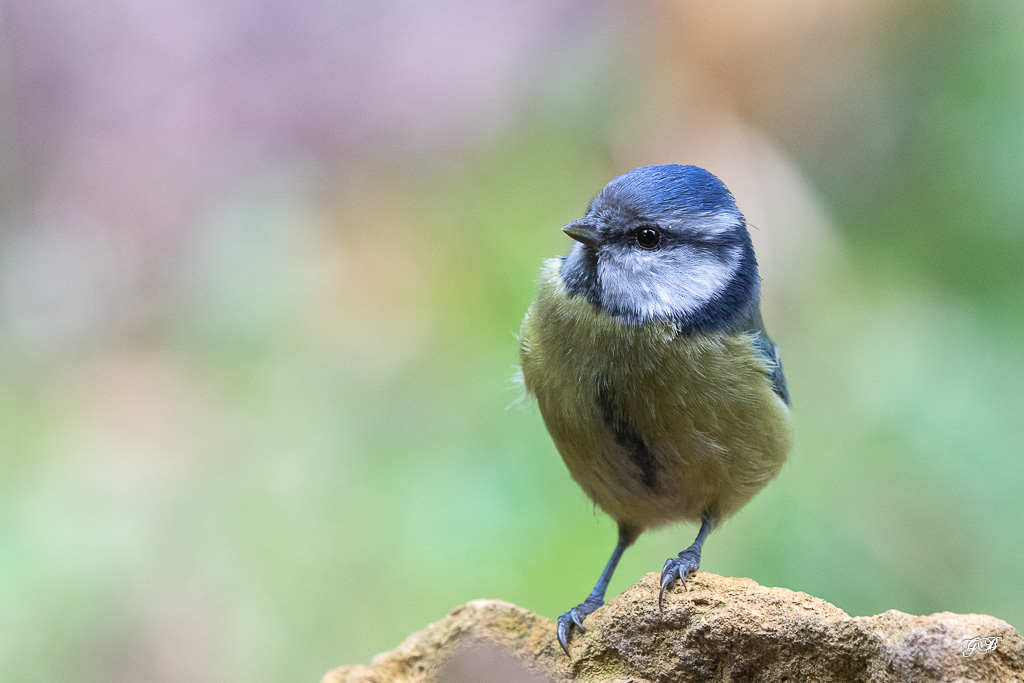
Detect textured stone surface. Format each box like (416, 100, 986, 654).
(322, 573, 1024, 682)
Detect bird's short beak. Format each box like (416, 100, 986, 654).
(562, 220, 600, 247)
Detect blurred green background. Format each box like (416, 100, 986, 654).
(1, 1, 1022, 681)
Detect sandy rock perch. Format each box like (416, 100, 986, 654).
(323, 573, 1023, 683)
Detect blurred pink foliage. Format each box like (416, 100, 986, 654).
(0, 0, 606, 354)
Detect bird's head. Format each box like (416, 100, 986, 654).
(559, 164, 760, 333)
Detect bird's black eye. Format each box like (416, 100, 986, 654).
(634, 226, 661, 250)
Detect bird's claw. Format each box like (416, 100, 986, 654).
(556, 595, 603, 656)
(658, 548, 701, 610)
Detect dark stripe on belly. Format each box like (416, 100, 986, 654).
(595, 377, 657, 489)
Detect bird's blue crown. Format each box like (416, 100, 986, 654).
(598, 164, 741, 220)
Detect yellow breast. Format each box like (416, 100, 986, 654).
(519, 259, 792, 529)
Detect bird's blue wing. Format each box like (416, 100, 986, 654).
(752, 330, 790, 407)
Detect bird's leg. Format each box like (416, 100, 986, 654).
(659, 512, 716, 609)
(556, 523, 639, 656)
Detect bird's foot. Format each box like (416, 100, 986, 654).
(658, 546, 701, 610)
(556, 595, 603, 656)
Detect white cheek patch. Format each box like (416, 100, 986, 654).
(598, 244, 742, 322)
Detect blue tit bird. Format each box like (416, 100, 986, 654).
(518, 164, 792, 655)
